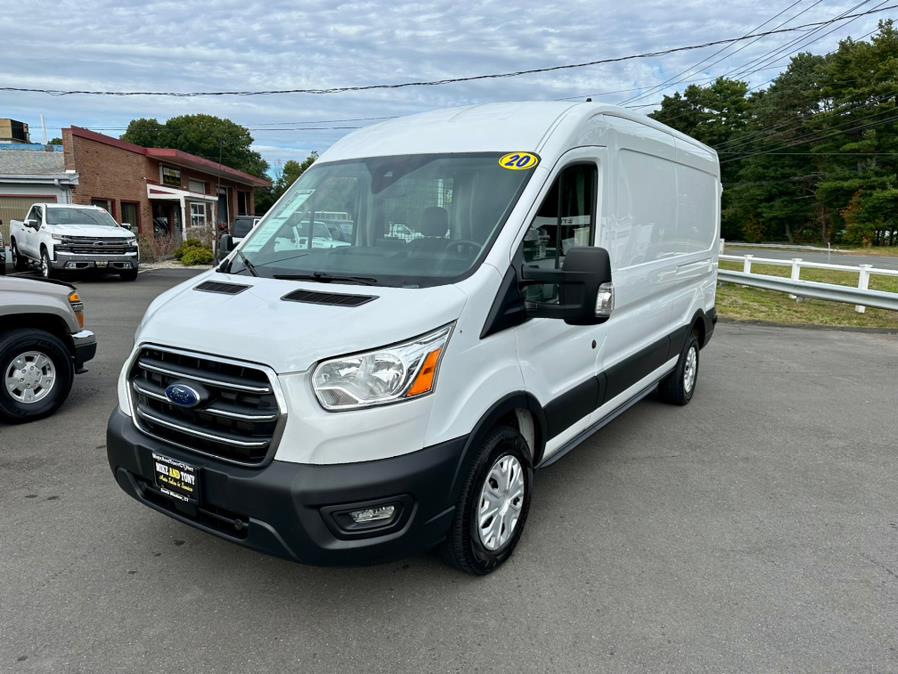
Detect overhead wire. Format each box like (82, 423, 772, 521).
(0, 5, 894, 98)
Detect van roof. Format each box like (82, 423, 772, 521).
(319, 101, 717, 167)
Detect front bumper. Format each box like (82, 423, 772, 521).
(72, 329, 97, 368)
(106, 409, 467, 565)
(52, 251, 138, 271)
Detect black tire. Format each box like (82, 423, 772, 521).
(0, 328, 75, 423)
(119, 268, 139, 281)
(658, 332, 700, 406)
(40, 247, 54, 279)
(439, 426, 533, 575)
(11, 240, 27, 272)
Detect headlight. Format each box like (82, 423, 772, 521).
(312, 324, 452, 410)
(51, 233, 64, 241)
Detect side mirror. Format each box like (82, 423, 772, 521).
(26, 219, 38, 229)
(121, 222, 133, 231)
(217, 233, 235, 261)
(520, 246, 613, 325)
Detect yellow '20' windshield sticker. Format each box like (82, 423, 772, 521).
(499, 152, 539, 170)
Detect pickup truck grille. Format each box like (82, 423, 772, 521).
(128, 346, 283, 465)
(56, 237, 135, 255)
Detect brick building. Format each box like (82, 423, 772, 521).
(61, 127, 269, 241)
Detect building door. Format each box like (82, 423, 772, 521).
(217, 188, 229, 229)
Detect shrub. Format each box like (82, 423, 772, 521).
(180, 246, 214, 266)
(139, 234, 178, 263)
(173, 239, 205, 259)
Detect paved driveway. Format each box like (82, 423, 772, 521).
(2, 269, 896, 672)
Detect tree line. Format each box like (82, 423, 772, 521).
(651, 20, 897, 247)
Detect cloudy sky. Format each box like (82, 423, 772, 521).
(0, 0, 889, 172)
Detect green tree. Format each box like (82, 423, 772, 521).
(255, 153, 318, 214)
(121, 117, 167, 148)
(121, 114, 269, 178)
(48, 137, 62, 145)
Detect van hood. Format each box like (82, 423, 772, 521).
(136, 272, 469, 373)
(46, 224, 133, 238)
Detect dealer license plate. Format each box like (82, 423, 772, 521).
(152, 453, 199, 503)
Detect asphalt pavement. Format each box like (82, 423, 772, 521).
(725, 245, 898, 270)
(1, 269, 897, 672)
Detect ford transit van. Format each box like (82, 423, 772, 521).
(107, 102, 720, 575)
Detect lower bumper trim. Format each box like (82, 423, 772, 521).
(106, 409, 467, 566)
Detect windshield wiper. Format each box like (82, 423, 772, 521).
(232, 249, 258, 277)
(273, 271, 379, 286)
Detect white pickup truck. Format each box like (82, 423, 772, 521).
(10, 203, 139, 281)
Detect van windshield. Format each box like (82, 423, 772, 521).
(234, 153, 535, 286)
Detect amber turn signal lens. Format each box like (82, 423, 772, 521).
(68, 291, 85, 329)
(406, 348, 443, 398)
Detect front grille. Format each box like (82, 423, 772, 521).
(129, 346, 283, 465)
(59, 244, 133, 255)
(57, 237, 135, 255)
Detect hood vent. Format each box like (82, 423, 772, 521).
(194, 281, 250, 295)
(281, 289, 377, 307)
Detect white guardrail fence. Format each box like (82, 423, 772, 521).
(718, 247, 898, 313)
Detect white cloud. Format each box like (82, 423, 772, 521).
(0, 0, 885, 164)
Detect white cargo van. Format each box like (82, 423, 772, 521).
(107, 102, 720, 574)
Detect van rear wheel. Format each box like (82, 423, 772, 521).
(439, 426, 532, 575)
(658, 332, 699, 406)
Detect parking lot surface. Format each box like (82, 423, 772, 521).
(2, 269, 897, 672)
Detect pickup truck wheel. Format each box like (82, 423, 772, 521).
(11, 241, 27, 272)
(119, 269, 139, 281)
(439, 426, 533, 575)
(40, 249, 54, 279)
(0, 328, 74, 423)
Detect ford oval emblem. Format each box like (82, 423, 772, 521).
(164, 383, 202, 408)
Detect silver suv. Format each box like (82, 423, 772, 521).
(0, 276, 96, 422)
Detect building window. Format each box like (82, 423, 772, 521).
(188, 179, 206, 194)
(161, 166, 181, 187)
(120, 201, 140, 231)
(91, 198, 114, 218)
(237, 191, 249, 216)
(190, 202, 207, 227)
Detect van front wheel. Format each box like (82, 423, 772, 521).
(439, 426, 533, 575)
(658, 333, 699, 406)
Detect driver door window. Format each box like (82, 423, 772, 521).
(522, 163, 597, 301)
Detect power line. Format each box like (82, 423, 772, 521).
(726, 0, 882, 79)
(555, 59, 795, 102)
(620, 0, 813, 106)
(2, 5, 895, 98)
(714, 91, 898, 153)
(721, 110, 898, 162)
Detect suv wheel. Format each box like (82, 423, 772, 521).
(0, 328, 75, 423)
(439, 426, 533, 575)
